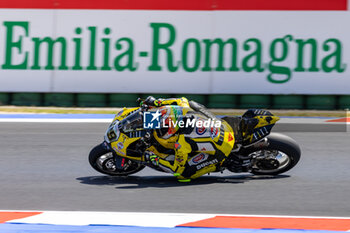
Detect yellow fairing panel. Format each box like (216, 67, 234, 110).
(110, 133, 142, 161)
(254, 115, 280, 128)
(113, 107, 140, 122)
(147, 146, 170, 159)
(153, 131, 178, 149)
(160, 97, 190, 107)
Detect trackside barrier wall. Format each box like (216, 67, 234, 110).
(44, 93, 75, 107)
(306, 95, 337, 110)
(1, 93, 350, 110)
(339, 95, 350, 109)
(109, 94, 139, 107)
(0, 93, 9, 105)
(11, 93, 42, 106)
(207, 95, 238, 108)
(0, 0, 349, 96)
(76, 94, 107, 107)
(0, 1, 349, 109)
(240, 95, 271, 109)
(273, 95, 304, 109)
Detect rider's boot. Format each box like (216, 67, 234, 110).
(173, 173, 191, 182)
(144, 151, 160, 166)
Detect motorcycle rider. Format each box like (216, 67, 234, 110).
(140, 96, 235, 181)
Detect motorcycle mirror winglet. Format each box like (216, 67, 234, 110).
(136, 97, 144, 104)
(141, 104, 149, 111)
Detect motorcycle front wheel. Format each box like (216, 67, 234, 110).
(248, 133, 301, 176)
(88, 143, 145, 176)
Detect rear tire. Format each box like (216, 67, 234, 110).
(89, 143, 145, 176)
(250, 133, 301, 175)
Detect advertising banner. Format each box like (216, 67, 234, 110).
(0, 0, 349, 94)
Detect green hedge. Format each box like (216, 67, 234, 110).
(77, 94, 107, 107)
(0, 93, 9, 105)
(109, 94, 139, 107)
(44, 94, 75, 107)
(12, 93, 42, 106)
(1, 93, 350, 110)
(306, 95, 336, 110)
(273, 95, 304, 109)
(338, 95, 350, 109)
(240, 95, 271, 109)
(207, 95, 237, 108)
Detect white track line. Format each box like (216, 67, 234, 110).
(2, 210, 350, 219)
(4, 211, 214, 227)
(2, 210, 350, 227)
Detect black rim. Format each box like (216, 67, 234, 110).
(95, 152, 142, 175)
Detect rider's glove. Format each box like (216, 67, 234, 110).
(145, 151, 159, 166)
(137, 98, 149, 110)
(143, 96, 163, 107)
(136, 97, 143, 106)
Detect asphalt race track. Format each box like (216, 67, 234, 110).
(0, 122, 349, 217)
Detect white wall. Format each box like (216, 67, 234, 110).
(0, 9, 349, 94)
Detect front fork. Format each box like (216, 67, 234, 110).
(101, 141, 126, 170)
(102, 141, 111, 150)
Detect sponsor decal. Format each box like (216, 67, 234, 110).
(188, 153, 209, 166)
(228, 133, 234, 142)
(176, 158, 184, 162)
(117, 142, 124, 150)
(174, 142, 181, 149)
(113, 145, 125, 156)
(196, 159, 218, 170)
(193, 154, 205, 163)
(210, 127, 219, 139)
(176, 155, 185, 163)
(198, 142, 215, 152)
(0, 22, 345, 85)
(196, 126, 207, 135)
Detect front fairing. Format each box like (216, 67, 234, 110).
(105, 107, 145, 161)
(110, 133, 141, 161)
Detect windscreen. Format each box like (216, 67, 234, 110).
(118, 109, 143, 132)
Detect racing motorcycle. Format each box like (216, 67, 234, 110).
(89, 101, 301, 178)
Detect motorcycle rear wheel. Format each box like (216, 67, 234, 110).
(249, 133, 301, 175)
(89, 143, 145, 176)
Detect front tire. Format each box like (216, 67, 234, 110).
(89, 143, 145, 176)
(250, 133, 301, 175)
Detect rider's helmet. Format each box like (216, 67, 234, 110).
(155, 106, 184, 139)
(105, 104, 185, 159)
